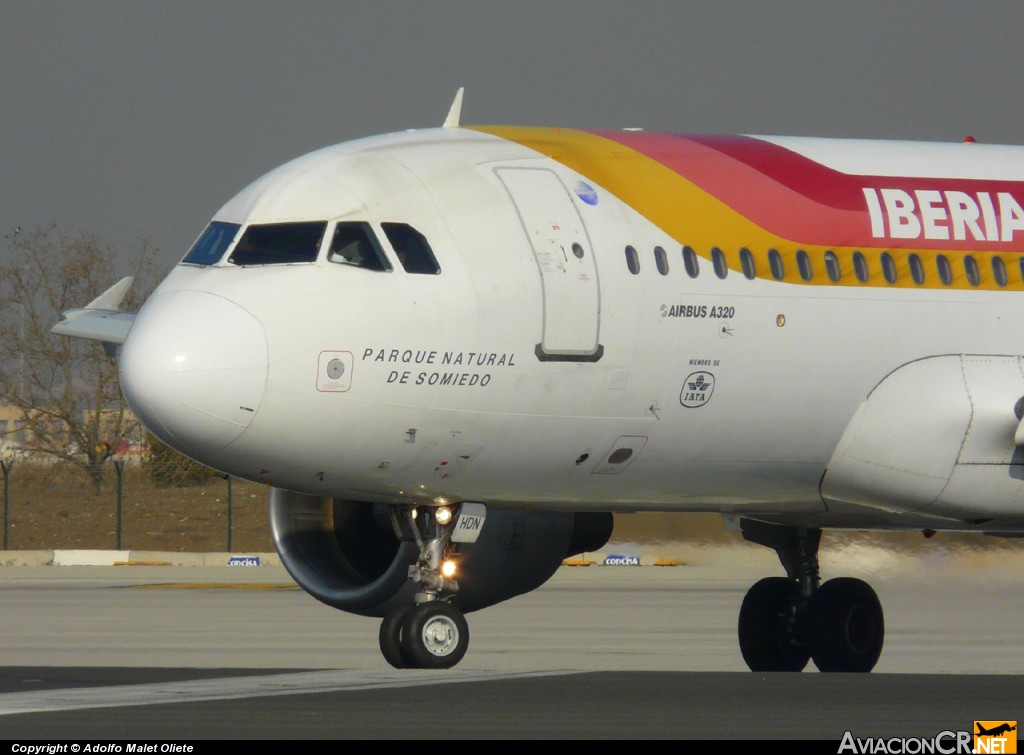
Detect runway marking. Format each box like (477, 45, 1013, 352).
(0, 669, 578, 716)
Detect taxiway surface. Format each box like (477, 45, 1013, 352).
(0, 546, 1020, 738)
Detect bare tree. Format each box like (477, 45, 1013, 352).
(0, 225, 162, 491)
(144, 433, 220, 488)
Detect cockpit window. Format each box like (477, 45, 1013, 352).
(382, 223, 441, 275)
(328, 222, 392, 271)
(182, 221, 241, 265)
(228, 221, 327, 266)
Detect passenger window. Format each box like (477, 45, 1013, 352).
(796, 250, 812, 281)
(654, 246, 669, 275)
(229, 221, 327, 266)
(740, 248, 756, 280)
(993, 256, 1008, 287)
(853, 252, 869, 283)
(824, 251, 841, 282)
(768, 249, 784, 280)
(183, 221, 241, 265)
(881, 252, 897, 284)
(964, 255, 980, 286)
(682, 246, 700, 278)
(909, 254, 925, 284)
(937, 254, 953, 285)
(711, 247, 728, 279)
(382, 223, 440, 274)
(327, 222, 391, 271)
(626, 245, 640, 275)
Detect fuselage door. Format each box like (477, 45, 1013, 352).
(496, 168, 602, 361)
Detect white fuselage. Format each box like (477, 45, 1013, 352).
(118, 127, 1024, 532)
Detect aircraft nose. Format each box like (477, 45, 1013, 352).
(119, 290, 268, 455)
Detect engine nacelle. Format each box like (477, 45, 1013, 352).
(269, 487, 613, 618)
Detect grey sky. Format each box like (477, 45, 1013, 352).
(3, 1, 1022, 274)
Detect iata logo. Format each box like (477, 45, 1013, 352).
(975, 722, 1017, 754)
(680, 371, 715, 408)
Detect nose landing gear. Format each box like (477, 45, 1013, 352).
(379, 504, 470, 669)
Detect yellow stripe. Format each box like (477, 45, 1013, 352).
(473, 125, 781, 249)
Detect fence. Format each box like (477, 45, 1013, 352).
(0, 459, 273, 552)
(1, 459, 1021, 558)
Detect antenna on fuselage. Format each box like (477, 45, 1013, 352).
(443, 87, 465, 128)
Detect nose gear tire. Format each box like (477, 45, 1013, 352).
(400, 601, 470, 670)
(379, 606, 413, 669)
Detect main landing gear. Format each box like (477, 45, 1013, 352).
(737, 520, 884, 673)
(379, 504, 470, 669)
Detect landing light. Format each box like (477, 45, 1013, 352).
(441, 559, 457, 578)
(435, 506, 452, 525)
